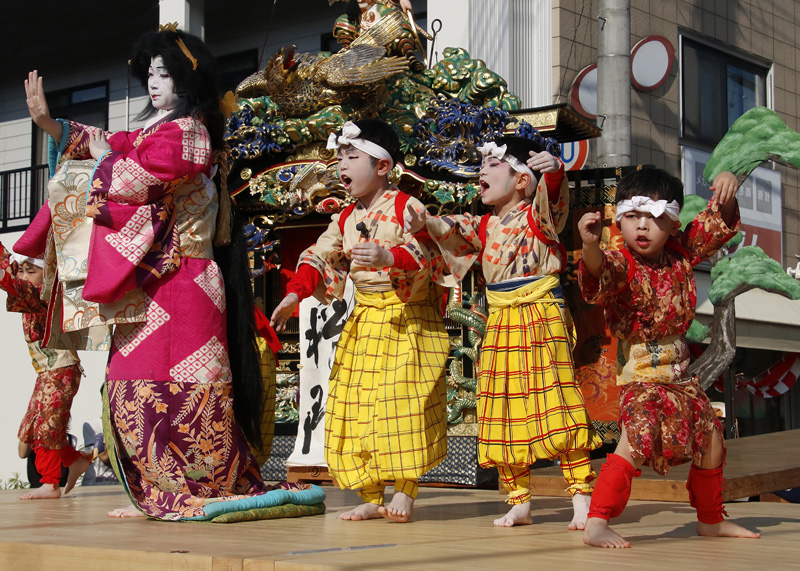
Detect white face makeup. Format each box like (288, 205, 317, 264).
(336, 145, 388, 205)
(479, 156, 523, 212)
(147, 56, 178, 111)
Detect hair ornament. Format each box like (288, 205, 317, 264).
(158, 22, 198, 70)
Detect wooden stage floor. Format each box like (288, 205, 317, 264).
(529, 428, 800, 502)
(1, 483, 798, 570)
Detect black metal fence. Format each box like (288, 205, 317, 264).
(0, 165, 49, 232)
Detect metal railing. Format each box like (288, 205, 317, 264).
(0, 165, 49, 232)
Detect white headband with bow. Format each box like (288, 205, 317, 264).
(10, 252, 44, 268)
(326, 121, 394, 167)
(478, 142, 535, 179)
(615, 196, 681, 222)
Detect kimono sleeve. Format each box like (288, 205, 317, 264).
(0, 268, 46, 314)
(83, 118, 213, 303)
(297, 215, 349, 304)
(52, 119, 115, 165)
(680, 198, 741, 265)
(422, 212, 482, 283)
(577, 249, 634, 304)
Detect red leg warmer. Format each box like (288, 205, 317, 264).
(33, 445, 62, 485)
(33, 443, 81, 486)
(687, 464, 727, 524)
(587, 454, 641, 521)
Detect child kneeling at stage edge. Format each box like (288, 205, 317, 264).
(413, 135, 600, 528)
(577, 167, 760, 548)
(271, 119, 449, 523)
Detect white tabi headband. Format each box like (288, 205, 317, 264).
(615, 196, 681, 222)
(477, 142, 535, 179)
(10, 252, 44, 269)
(326, 121, 394, 167)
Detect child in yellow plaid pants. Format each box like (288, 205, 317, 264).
(272, 119, 448, 522)
(415, 134, 600, 528)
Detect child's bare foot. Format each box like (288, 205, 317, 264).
(20, 483, 60, 500)
(493, 502, 532, 527)
(583, 516, 630, 548)
(378, 492, 414, 523)
(339, 502, 383, 521)
(697, 520, 760, 539)
(108, 505, 146, 518)
(63, 454, 91, 495)
(568, 493, 591, 530)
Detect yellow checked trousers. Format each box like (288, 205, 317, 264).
(479, 279, 600, 504)
(325, 287, 449, 504)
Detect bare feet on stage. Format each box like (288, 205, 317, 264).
(493, 502, 532, 527)
(19, 483, 60, 500)
(378, 492, 414, 523)
(108, 505, 146, 518)
(339, 502, 383, 521)
(568, 493, 591, 530)
(63, 454, 92, 495)
(697, 520, 760, 539)
(583, 517, 630, 548)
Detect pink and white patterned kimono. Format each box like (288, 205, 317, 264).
(55, 116, 276, 519)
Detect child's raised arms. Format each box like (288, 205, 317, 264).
(578, 211, 604, 278)
(709, 171, 739, 226)
(526, 150, 561, 173)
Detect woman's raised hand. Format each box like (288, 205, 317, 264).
(24, 71, 62, 140)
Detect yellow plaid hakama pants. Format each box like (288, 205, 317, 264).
(479, 276, 600, 504)
(325, 286, 449, 504)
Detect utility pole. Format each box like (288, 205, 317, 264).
(597, 0, 631, 167)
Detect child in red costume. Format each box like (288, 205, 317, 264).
(576, 167, 760, 547)
(0, 243, 89, 499)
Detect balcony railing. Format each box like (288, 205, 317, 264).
(0, 165, 49, 232)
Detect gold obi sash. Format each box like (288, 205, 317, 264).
(354, 285, 433, 309)
(485, 274, 561, 314)
(617, 334, 691, 386)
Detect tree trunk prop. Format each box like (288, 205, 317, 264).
(690, 284, 795, 390)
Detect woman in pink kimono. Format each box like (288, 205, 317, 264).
(24, 29, 320, 520)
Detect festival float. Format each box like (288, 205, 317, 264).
(224, 1, 606, 485)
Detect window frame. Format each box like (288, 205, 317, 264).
(30, 81, 109, 167)
(678, 30, 773, 151)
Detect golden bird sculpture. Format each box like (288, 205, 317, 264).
(236, 10, 411, 116)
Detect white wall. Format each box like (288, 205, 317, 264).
(0, 231, 109, 484)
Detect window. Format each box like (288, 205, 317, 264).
(31, 82, 109, 167)
(680, 36, 770, 147)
